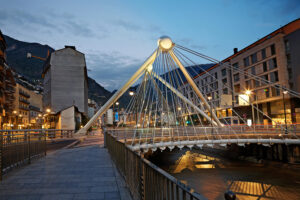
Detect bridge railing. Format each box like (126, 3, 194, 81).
(106, 132, 204, 200)
(0, 129, 75, 181)
(107, 124, 300, 147)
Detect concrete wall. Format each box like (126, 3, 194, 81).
(47, 47, 88, 115)
(60, 106, 75, 130)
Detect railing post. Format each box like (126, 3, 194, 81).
(27, 131, 31, 164)
(0, 131, 3, 181)
(104, 128, 107, 148)
(44, 130, 47, 156)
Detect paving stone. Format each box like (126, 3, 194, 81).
(0, 143, 132, 200)
(74, 192, 105, 200)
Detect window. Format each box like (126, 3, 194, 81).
(269, 58, 277, 70)
(222, 78, 227, 84)
(264, 88, 270, 98)
(271, 44, 276, 55)
(261, 49, 266, 60)
(232, 62, 239, 69)
(234, 84, 240, 93)
(272, 87, 280, 97)
(221, 69, 227, 76)
(255, 80, 260, 87)
(285, 40, 290, 52)
(214, 82, 218, 90)
(235, 96, 239, 104)
(260, 75, 268, 86)
(251, 53, 257, 64)
(214, 72, 218, 79)
(286, 54, 291, 65)
(263, 62, 267, 72)
(270, 71, 279, 82)
(233, 73, 240, 82)
(223, 88, 228, 94)
(244, 57, 250, 67)
(251, 66, 256, 75)
(245, 80, 251, 89)
(288, 68, 292, 79)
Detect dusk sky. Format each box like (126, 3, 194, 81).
(0, 0, 299, 91)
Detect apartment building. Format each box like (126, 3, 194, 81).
(0, 30, 16, 129)
(42, 46, 88, 115)
(181, 18, 300, 125)
(14, 83, 31, 128)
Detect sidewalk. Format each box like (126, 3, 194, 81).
(0, 135, 132, 200)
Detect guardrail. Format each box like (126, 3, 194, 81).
(0, 129, 75, 181)
(106, 132, 204, 200)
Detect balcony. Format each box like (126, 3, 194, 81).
(19, 105, 29, 111)
(5, 86, 15, 94)
(19, 98, 30, 104)
(19, 90, 30, 98)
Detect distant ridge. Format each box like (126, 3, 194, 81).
(3, 34, 112, 106)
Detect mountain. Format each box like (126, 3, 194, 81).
(4, 35, 55, 81)
(3, 35, 112, 106)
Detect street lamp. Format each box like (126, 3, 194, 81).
(283, 90, 288, 134)
(207, 96, 213, 129)
(129, 91, 137, 125)
(46, 108, 51, 113)
(245, 90, 255, 127)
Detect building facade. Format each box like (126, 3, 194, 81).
(42, 46, 88, 116)
(0, 30, 16, 129)
(181, 18, 300, 125)
(14, 83, 31, 128)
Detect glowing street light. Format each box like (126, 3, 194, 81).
(46, 108, 51, 113)
(115, 102, 119, 106)
(245, 90, 251, 95)
(129, 91, 135, 96)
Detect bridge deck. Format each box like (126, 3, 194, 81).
(0, 138, 132, 200)
(107, 127, 300, 151)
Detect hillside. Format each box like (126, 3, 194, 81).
(4, 35, 112, 106)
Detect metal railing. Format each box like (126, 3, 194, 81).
(106, 132, 203, 200)
(0, 129, 75, 180)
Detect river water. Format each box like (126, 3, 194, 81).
(147, 148, 300, 200)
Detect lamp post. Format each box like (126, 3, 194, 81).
(46, 108, 51, 129)
(207, 96, 213, 134)
(112, 102, 119, 127)
(283, 90, 288, 134)
(129, 91, 137, 126)
(245, 90, 255, 127)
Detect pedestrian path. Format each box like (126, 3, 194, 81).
(0, 142, 132, 200)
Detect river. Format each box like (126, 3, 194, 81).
(147, 147, 300, 200)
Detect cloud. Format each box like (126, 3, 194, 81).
(112, 19, 143, 31)
(0, 9, 100, 38)
(86, 51, 143, 91)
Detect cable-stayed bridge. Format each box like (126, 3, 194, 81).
(78, 36, 300, 152)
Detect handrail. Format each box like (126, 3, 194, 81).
(106, 132, 204, 200)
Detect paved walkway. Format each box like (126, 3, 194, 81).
(0, 136, 132, 200)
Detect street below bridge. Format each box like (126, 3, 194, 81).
(0, 132, 132, 200)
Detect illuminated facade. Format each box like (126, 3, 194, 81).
(182, 18, 300, 124)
